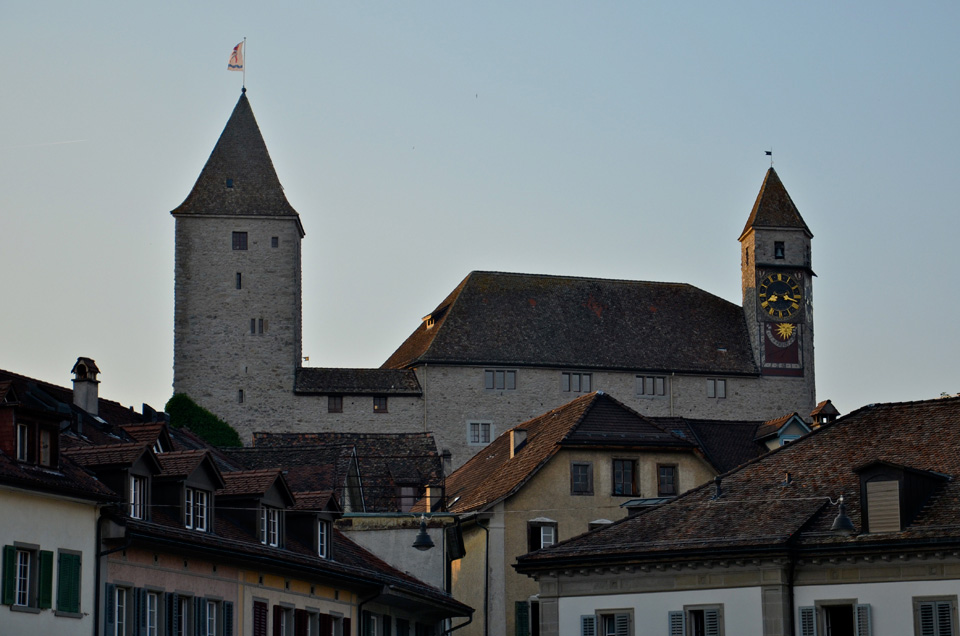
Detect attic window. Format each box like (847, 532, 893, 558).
(226, 178, 234, 188)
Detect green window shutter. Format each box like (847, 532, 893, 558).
(2, 545, 16, 605)
(56, 552, 81, 613)
(668, 611, 685, 636)
(515, 601, 530, 636)
(38, 550, 54, 609)
(105, 583, 117, 630)
(581, 615, 596, 636)
(799, 607, 817, 636)
(855, 604, 871, 636)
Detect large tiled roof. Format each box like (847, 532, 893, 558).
(443, 392, 693, 514)
(516, 396, 960, 570)
(250, 432, 442, 511)
(170, 92, 301, 224)
(157, 450, 211, 478)
(381, 271, 757, 375)
(739, 168, 812, 240)
(0, 450, 117, 502)
(294, 368, 422, 395)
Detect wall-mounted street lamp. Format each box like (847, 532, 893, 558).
(412, 514, 435, 551)
(830, 495, 855, 535)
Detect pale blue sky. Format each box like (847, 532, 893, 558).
(2, 2, 958, 416)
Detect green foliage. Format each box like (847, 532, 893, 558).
(165, 393, 242, 448)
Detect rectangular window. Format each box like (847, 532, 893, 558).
(914, 597, 957, 636)
(258, 318, 265, 334)
(238, 389, 244, 404)
(147, 592, 159, 636)
(528, 521, 558, 551)
(399, 486, 418, 512)
(636, 375, 666, 397)
(271, 236, 279, 248)
(373, 396, 388, 413)
(260, 507, 280, 546)
(185, 488, 209, 531)
(658, 465, 677, 497)
(318, 520, 329, 559)
(484, 369, 517, 391)
(56, 551, 82, 614)
(328, 396, 343, 413)
(130, 475, 145, 519)
(582, 612, 632, 636)
(178, 596, 191, 636)
(16, 423, 28, 461)
(669, 606, 723, 636)
(116, 587, 128, 635)
(236, 272, 242, 289)
(232, 231, 248, 250)
(205, 600, 218, 636)
(468, 421, 492, 445)
(571, 462, 594, 495)
(15, 549, 30, 606)
(707, 379, 726, 399)
(39, 429, 52, 466)
(251, 318, 256, 334)
(562, 372, 592, 393)
(613, 459, 636, 496)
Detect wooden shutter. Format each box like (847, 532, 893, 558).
(56, 552, 81, 613)
(253, 601, 269, 636)
(704, 608, 721, 636)
(614, 613, 630, 636)
(134, 587, 148, 636)
(580, 614, 596, 636)
(166, 593, 179, 636)
(195, 597, 204, 636)
(318, 613, 333, 636)
(918, 601, 954, 636)
(38, 549, 54, 609)
(668, 611, 685, 636)
(343, 617, 351, 636)
(516, 601, 530, 636)
(274, 605, 284, 636)
(855, 604, 871, 636)
(936, 601, 955, 636)
(799, 606, 817, 636)
(105, 583, 117, 631)
(224, 600, 235, 636)
(2, 545, 16, 605)
(295, 609, 309, 636)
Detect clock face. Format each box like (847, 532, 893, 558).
(758, 273, 803, 320)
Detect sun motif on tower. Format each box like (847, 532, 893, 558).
(775, 322, 795, 340)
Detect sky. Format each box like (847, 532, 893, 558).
(2, 2, 958, 417)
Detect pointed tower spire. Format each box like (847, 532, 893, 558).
(172, 92, 301, 226)
(739, 168, 812, 241)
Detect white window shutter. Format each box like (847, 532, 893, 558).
(799, 606, 817, 636)
(615, 613, 630, 636)
(856, 604, 872, 636)
(581, 615, 597, 636)
(668, 611, 685, 636)
(704, 608, 721, 636)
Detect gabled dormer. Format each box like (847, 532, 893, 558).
(155, 451, 226, 533)
(288, 491, 342, 560)
(1, 396, 63, 469)
(63, 443, 162, 520)
(754, 412, 812, 450)
(121, 422, 175, 455)
(217, 470, 295, 547)
(856, 460, 951, 533)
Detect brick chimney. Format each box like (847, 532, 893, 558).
(71, 357, 100, 415)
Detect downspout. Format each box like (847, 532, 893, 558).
(787, 550, 797, 636)
(670, 372, 675, 416)
(356, 587, 385, 634)
(477, 519, 490, 636)
(441, 613, 474, 635)
(94, 507, 129, 636)
(422, 363, 428, 433)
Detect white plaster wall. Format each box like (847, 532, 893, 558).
(557, 586, 764, 636)
(794, 580, 960, 636)
(339, 526, 446, 589)
(0, 487, 99, 636)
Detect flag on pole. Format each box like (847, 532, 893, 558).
(228, 41, 244, 71)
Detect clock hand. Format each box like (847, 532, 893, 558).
(768, 294, 778, 302)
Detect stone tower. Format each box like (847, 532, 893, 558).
(172, 90, 305, 429)
(739, 168, 816, 408)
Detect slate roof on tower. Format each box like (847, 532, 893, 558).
(382, 271, 758, 375)
(739, 167, 812, 239)
(171, 91, 303, 232)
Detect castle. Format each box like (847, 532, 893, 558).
(172, 91, 816, 467)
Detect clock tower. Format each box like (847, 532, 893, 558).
(739, 168, 815, 398)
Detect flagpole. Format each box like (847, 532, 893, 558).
(243, 37, 247, 90)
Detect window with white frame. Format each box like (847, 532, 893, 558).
(318, 519, 330, 558)
(184, 488, 209, 532)
(147, 591, 159, 636)
(914, 596, 957, 636)
(581, 611, 632, 636)
(468, 421, 493, 445)
(636, 375, 666, 397)
(484, 369, 517, 391)
(115, 587, 128, 635)
(130, 475, 145, 519)
(799, 602, 870, 636)
(177, 595, 191, 636)
(562, 372, 592, 393)
(16, 423, 28, 461)
(15, 548, 31, 607)
(669, 605, 724, 636)
(527, 519, 557, 551)
(707, 379, 726, 399)
(2, 544, 54, 610)
(261, 506, 280, 546)
(205, 599, 218, 636)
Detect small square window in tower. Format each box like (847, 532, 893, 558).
(373, 396, 388, 413)
(271, 236, 279, 248)
(232, 231, 248, 250)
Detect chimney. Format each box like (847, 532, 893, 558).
(71, 357, 100, 415)
(510, 428, 528, 458)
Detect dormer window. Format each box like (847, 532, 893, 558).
(39, 430, 51, 466)
(185, 487, 209, 532)
(260, 506, 280, 547)
(16, 424, 28, 461)
(130, 475, 146, 519)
